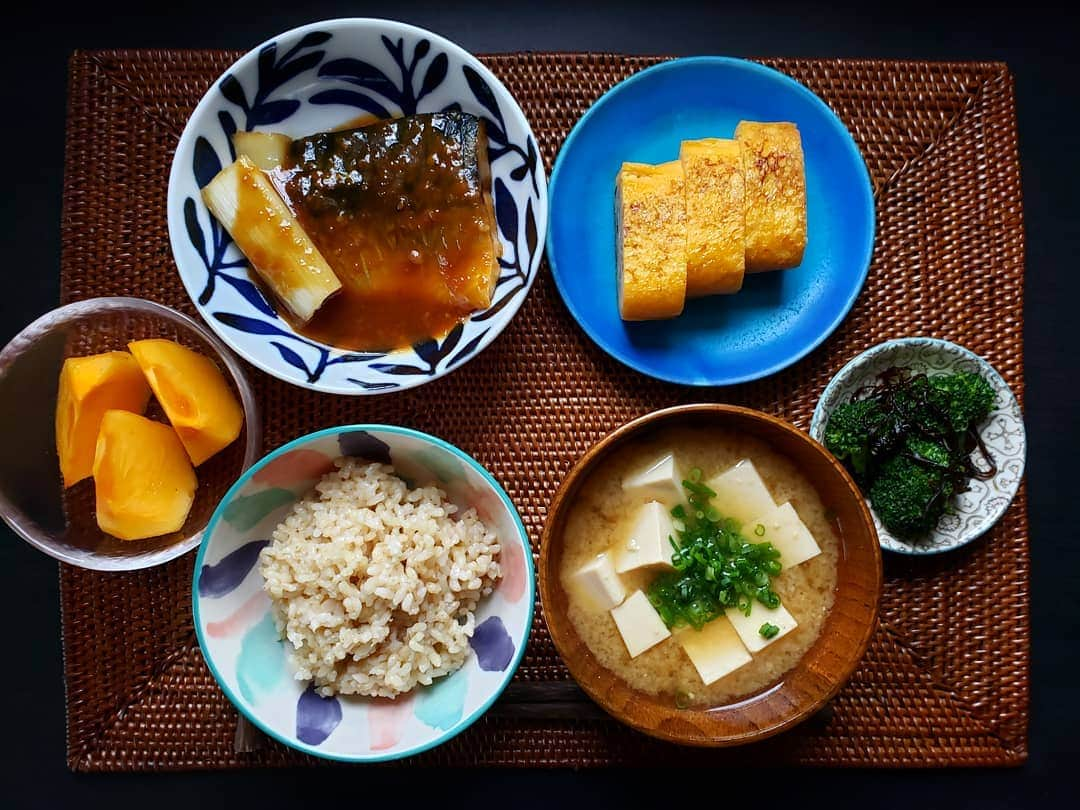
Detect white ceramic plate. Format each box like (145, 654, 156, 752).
(810, 337, 1026, 555)
(168, 19, 547, 394)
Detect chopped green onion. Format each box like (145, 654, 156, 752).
(645, 473, 786, 631)
(754, 523, 766, 536)
(759, 622, 780, 639)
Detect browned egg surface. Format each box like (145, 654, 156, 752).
(559, 425, 839, 708)
(268, 113, 499, 351)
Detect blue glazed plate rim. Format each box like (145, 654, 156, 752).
(809, 337, 1027, 556)
(545, 56, 876, 387)
(166, 17, 548, 396)
(191, 423, 536, 763)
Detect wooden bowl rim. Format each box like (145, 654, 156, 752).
(539, 403, 882, 746)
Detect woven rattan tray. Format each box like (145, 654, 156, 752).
(59, 50, 1028, 769)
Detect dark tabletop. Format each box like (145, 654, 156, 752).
(2, 0, 1076, 805)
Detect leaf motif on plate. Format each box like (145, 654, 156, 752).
(193, 136, 222, 189)
(462, 65, 504, 130)
(219, 273, 277, 317)
(217, 111, 238, 160)
(346, 379, 400, 391)
(247, 98, 301, 126)
(270, 341, 310, 378)
(328, 351, 386, 365)
(524, 197, 538, 258)
(183, 198, 208, 267)
(308, 89, 393, 120)
(446, 328, 489, 369)
(219, 73, 248, 109)
(418, 52, 448, 99)
(256, 43, 279, 89)
(481, 116, 507, 147)
(214, 311, 292, 338)
(296, 30, 332, 49)
(437, 321, 465, 359)
(381, 35, 403, 62)
(494, 177, 518, 245)
(412, 338, 442, 368)
(525, 136, 538, 171)
(318, 57, 400, 101)
(471, 283, 524, 322)
(271, 50, 324, 89)
(370, 362, 431, 376)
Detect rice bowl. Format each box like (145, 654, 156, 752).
(260, 459, 502, 697)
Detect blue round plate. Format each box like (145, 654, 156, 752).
(546, 57, 875, 386)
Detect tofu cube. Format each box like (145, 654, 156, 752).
(677, 617, 752, 685)
(622, 452, 684, 506)
(748, 502, 821, 569)
(725, 602, 798, 653)
(610, 590, 671, 658)
(706, 460, 777, 528)
(569, 552, 626, 611)
(612, 501, 676, 573)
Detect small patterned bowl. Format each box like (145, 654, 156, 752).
(192, 425, 534, 762)
(810, 337, 1026, 555)
(168, 18, 547, 395)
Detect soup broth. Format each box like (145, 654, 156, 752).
(560, 425, 839, 707)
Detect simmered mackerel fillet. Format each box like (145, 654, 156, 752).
(269, 113, 501, 351)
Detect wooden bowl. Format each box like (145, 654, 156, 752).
(539, 404, 882, 746)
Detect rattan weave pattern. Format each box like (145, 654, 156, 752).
(58, 50, 1028, 769)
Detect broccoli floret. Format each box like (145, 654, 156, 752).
(823, 399, 891, 480)
(905, 435, 952, 467)
(929, 372, 996, 433)
(869, 437, 954, 537)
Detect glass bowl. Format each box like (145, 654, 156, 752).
(0, 297, 261, 570)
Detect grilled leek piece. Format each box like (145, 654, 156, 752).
(201, 156, 341, 322)
(232, 131, 291, 170)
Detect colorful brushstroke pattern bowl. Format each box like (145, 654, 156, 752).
(192, 425, 534, 761)
(168, 18, 547, 395)
(810, 337, 1026, 555)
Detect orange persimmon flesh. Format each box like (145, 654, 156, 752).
(128, 339, 244, 466)
(93, 410, 197, 541)
(55, 351, 152, 488)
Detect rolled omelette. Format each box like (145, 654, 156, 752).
(679, 138, 746, 297)
(616, 161, 687, 320)
(735, 121, 807, 272)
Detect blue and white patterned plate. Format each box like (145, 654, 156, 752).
(167, 19, 547, 395)
(810, 338, 1026, 555)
